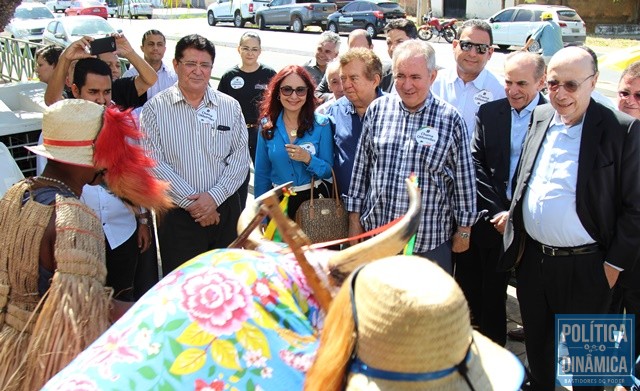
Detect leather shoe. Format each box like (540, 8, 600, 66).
(508, 327, 525, 342)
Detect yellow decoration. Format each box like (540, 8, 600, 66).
(276, 328, 317, 348)
(210, 340, 242, 370)
(252, 304, 278, 329)
(169, 348, 206, 375)
(237, 323, 271, 358)
(175, 322, 216, 346)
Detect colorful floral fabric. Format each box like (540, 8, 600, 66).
(43, 248, 323, 391)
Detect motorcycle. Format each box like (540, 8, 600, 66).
(417, 12, 457, 43)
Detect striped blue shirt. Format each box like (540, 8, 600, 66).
(346, 93, 479, 253)
(140, 85, 250, 208)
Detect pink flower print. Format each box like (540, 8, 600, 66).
(242, 349, 267, 368)
(194, 379, 225, 391)
(261, 367, 273, 379)
(81, 328, 143, 379)
(46, 375, 98, 391)
(180, 268, 252, 335)
(252, 278, 278, 306)
(279, 350, 315, 372)
(155, 270, 184, 290)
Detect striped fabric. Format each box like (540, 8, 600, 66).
(140, 85, 250, 208)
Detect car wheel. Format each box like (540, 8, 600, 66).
(258, 15, 268, 30)
(147, 14, 152, 19)
(497, 44, 509, 51)
(207, 11, 217, 26)
(134, 15, 139, 19)
(365, 24, 376, 39)
(443, 26, 455, 43)
(328, 22, 338, 34)
(233, 11, 244, 28)
(527, 38, 541, 53)
(291, 16, 303, 33)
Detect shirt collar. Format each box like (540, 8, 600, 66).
(511, 94, 540, 118)
(168, 85, 218, 107)
(550, 111, 585, 139)
(446, 67, 488, 90)
(398, 92, 433, 113)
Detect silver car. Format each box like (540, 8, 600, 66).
(5, 3, 56, 43)
(42, 15, 116, 47)
(115, 0, 153, 19)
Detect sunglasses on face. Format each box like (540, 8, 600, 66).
(459, 40, 490, 55)
(546, 74, 595, 93)
(280, 86, 308, 97)
(618, 90, 640, 102)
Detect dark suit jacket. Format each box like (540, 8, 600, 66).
(501, 100, 640, 287)
(472, 94, 546, 246)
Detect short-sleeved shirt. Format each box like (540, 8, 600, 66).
(531, 20, 563, 57)
(218, 64, 276, 126)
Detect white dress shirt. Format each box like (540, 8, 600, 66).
(81, 185, 136, 249)
(123, 61, 177, 99)
(432, 67, 506, 140)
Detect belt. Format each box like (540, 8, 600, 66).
(532, 239, 601, 257)
(278, 180, 321, 193)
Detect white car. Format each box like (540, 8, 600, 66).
(115, 0, 153, 19)
(4, 2, 55, 43)
(488, 5, 586, 51)
(207, 0, 269, 27)
(42, 15, 116, 47)
(51, 0, 72, 12)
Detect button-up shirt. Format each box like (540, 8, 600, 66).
(507, 95, 540, 200)
(141, 85, 250, 209)
(522, 113, 595, 246)
(346, 93, 478, 253)
(432, 67, 506, 140)
(81, 185, 136, 249)
(123, 61, 178, 99)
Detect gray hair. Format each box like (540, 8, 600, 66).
(318, 31, 341, 51)
(621, 61, 640, 82)
(392, 40, 436, 72)
(505, 51, 546, 80)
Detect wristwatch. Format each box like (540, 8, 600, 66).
(457, 231, 470, 239)
(137, 212, 151, 226)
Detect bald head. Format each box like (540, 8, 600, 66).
(348, 29, 373, 49)
(547, 47, 598, 126)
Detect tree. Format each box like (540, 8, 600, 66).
(0, 0, 20, 32)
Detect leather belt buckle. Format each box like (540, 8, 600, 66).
(541, 244, 559, 256)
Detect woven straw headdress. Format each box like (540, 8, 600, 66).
(345, 256, 524, 391)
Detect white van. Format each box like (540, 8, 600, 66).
(207, 0, 269, 27)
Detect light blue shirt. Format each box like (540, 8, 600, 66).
(432, 67, 506, 140)
(254, 112, 334, 197)
(123, 61, 177, 99)
(507, 95, 540, 200)
(522, 113, 595, 247)
(530, 20, 563, 58)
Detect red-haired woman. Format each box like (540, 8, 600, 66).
(254, 65, 334, 219)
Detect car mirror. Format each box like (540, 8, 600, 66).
(489, 17, 494, 22)
(54, 33, 65, 38)
(117, 29, 122, 33)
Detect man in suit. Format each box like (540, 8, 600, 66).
(502, 47, 640, 390)
(456, 52, 546, 346)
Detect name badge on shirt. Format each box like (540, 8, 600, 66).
(300, 142, 316, 155)
(230, 76, 245, 89)
(197, 107, 217, 125)
(416, 126, 438, 147)
(474, 90, 493, 106)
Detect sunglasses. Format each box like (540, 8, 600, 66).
(547, 74, 595, 93)
(618, 90, 640, 101)
(280, 86, 308, 97)
(459, 40, 490, 55)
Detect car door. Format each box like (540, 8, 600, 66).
(215, 0, 233, 20)
(56, 21, 68, 46)
(337, 2, 358, 31)
(489, 8, 515, 46)
(509, 8, 536, 46)
(273, 0, 292, 25)
(353, 1, 372, 31)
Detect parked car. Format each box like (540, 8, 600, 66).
(4, 2, 55, 43)
(65, 0, 109, 19)
(326, 0, 404, 38)
(207, 0, 269, 27)
(105, 0, 118, 17)
(255, 0, 336, 33)
(488, 4, 586, 51)
(115, 0, 153, 19)
(43, 15, 116, 47)
(50, 0, 72, 12)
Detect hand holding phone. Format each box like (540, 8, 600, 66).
(90, 36, 116, 55)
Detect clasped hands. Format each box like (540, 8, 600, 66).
(186, 192, 220, 227)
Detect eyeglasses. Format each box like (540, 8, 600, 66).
(178, 60, 213, 71)
(240, 46, 260, 53)
(547, 74, 595, 93)
(458, 40, 491, 55)
(280, 86, 308, 97)
(618, 90, 640, 102)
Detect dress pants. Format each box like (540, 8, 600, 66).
(516, 236, 612, 391)
(106, 229, 140, 302)
(610, 284, 640, 362)
(157, 193, 241, 276)
(415, 240, 452, 275)
(455, 230, 510, 346)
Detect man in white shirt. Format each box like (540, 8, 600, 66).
(431, 19, 505, 139)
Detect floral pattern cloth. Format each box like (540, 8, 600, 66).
(43, 248, 323, 391)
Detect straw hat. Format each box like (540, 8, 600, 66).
(26, 99, 104, 168)
(345, 256, 524, 391)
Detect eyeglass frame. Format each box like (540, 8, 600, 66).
(458, 40, 491, 55)
(618, 90, 640, 102)
(279, 86, 308, 97)
(546, 74, 596, 93)
(177, 60, 213, 71)
(239, 46, 260, 53)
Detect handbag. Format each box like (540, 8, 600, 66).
(295, 170, 349, 244)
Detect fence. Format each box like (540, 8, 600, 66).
(0, 37, 46, 83)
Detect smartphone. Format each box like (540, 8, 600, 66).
(90, 36, 116, 55)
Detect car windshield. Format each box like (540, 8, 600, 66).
(14, 7, 54, 19)
(557, 10, 583, 22)
(82, 0, 105, 6)
(68, 19, 114, 35)
(376, 2, 401, 9)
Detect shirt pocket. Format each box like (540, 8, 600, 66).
(207, 126, 233, 160)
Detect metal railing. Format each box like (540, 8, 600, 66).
(0, 37, 46, 83)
